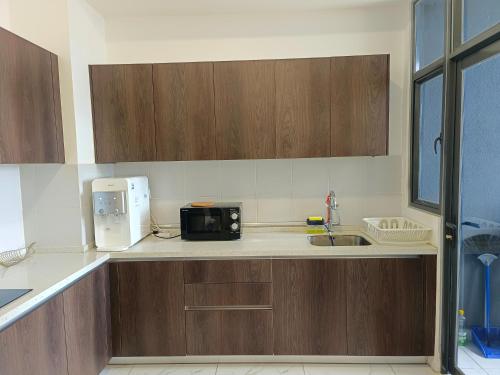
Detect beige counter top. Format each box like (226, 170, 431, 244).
(0, 226, 437, 331)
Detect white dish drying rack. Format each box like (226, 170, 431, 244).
(0, 243, 35, 267)
(363, 217, 432, 244)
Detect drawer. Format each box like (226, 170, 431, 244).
(186, 310, 273, 355)
(185, 283, 272, 308)
(183, 260, 271, 283)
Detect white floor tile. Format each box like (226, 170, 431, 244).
(460, 370, 488, 375)
(304, 364, 394, 375)
(216, 364, 304, 375)
(459, 347, 483, 369)
(462, 345, 500, 370)
(100, 366, 133, 375)
(390, 365, 438, 375)
(129, 364, 217, 375)
(486, 370, 500, 375)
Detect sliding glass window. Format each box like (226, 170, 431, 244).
(411, 0, 446, 213)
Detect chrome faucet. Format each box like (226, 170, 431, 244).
(325, 190, 340, 233)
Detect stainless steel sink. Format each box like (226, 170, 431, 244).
(308, 234, 371, 246)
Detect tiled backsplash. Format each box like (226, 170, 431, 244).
(115, 156, 402, 226)
(0, 166, 25, 251)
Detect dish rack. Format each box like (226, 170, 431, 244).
(0, 243, 35, 267)
(363, 217, 432, 244)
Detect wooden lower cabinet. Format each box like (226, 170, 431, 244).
(110, 261, 185, 356)
(186, 309, 273, 355)
(63, 265, 111, 375)
(345, 257, 434, 356)
(0, 294, 68, 375)
(272, 259, 347, 355)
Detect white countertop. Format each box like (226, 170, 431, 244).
(0, 226, 437, 331)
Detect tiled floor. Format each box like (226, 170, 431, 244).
(100, 363, 438, 375)
(459, 344, 500, 375)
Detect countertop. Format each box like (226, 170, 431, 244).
(0, 226, 437, 331)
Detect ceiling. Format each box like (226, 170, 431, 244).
(86, 0, 404, 17)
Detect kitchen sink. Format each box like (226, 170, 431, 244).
(308, 234, 371, 246)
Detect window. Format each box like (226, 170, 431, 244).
(415, 0, 446, 70)
(411, 0, 446, 213)
(462, 0, 500, 43)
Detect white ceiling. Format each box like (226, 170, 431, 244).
(86, 0, 404, 17)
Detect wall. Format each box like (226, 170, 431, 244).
(107, 1, 408, 225)
(0, 1, 25, 252)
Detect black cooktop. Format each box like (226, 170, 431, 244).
(0, 289, 32, 308)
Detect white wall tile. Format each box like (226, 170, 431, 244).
(0, 166, 25, 250)
(220, 160, 256, 199)
(256, 159, 292, 198)
(184, 160, 221, 201)
(292, 158, 330, 198)
(257, 197, 294, 223)
(148, 161, 185, 200)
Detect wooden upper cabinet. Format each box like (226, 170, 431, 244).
(214, 60, 276, 160)
(331, 55, 389, 156)
(0, 27, 64, 163)
(154, 62, 216, 161)
(275, 58, 331, 158)
(90, 64, 156, 163)
(0, 294, 68, 375)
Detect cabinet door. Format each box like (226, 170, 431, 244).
(63, 265, 111, 375)
(275, 58, 331, 158)
(331, 55, 389, 156)
(186, 309, 273, 355)
(346, 258, 423, 355)
(214, 60, 276, 160)
(272, 259, 347, 355)
(0, 295, 68, 375)
(0, 27, 64, 163)
(154, 62, 216, 161)
(90, 64, 156, 162)
(110, 261, 185, 356)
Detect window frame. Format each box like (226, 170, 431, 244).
(410, 0, 449, 214)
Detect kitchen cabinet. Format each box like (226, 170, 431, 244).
(109, 261, 185, 356)
(331, 55, 389, 156)
(90, 64, 156, 163)
(272, 259, 347, 355)
(154, 62, 216, 161)
(0, 27, 64, 163)
(345, 257, 435, 355)
(214, 60, 276, 160)
(184, 259, 272, 283)
(0, 294, 68, 375)
(275, 58, 331, 158)
(63, 265, 111, 375)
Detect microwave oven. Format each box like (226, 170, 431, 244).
(180, 202, 242, 241)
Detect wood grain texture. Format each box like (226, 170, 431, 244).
(185, 282, 272, 307)
(154, 62, 216, 160)
(346, 258, 424, 355)
(275, 58, 331, 158)
(272, 259, 347, 355)
(184, 260, 272, 283)
(63, 265, 111, 375)
(423, 255, 437, 355)
(331, 55, 389, 156)
(186, 310, 273, 355)
(90, 64, 156, 163)
(0, 27, 63, 163)
(110, 261, 185, 356)
(50, 54, 65, 163)
(214, 60, 276, 160)
(0, 294, 68, 375)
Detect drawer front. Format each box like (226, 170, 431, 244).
(184, 260, 272, 283)
(186, 310, 273, 355)
(185, 283, 272, 308)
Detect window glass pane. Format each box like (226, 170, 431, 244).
(415, 0, 446, 71)
(417, 73, 443, 205)
(459, 52, 500, 226)
(463, 0, 500, 43)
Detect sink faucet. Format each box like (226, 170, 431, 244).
(325, 190, 340, 234)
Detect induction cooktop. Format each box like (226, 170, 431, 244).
(0, 289, 32, 308)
